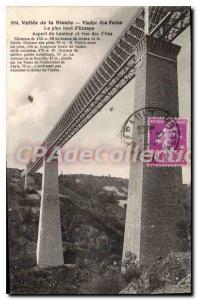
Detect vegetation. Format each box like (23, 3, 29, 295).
(7, 168, 191, 294)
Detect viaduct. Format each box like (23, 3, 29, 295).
(23, 7, 190, 267)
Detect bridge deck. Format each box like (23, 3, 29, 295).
(27, 6, 190, 174)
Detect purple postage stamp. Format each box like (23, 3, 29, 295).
(147, 117, 188, 167)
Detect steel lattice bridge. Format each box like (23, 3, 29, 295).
(27, 6, 190, 175)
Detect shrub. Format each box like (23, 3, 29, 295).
(80, 270, 123, 294)
(122, 252, 142, 284)
(146, 252, 191, 292)
(146, 264, 165, 292)
(123, 263, 142, 284)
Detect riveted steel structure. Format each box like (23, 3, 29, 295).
(26, 6, 190, 175)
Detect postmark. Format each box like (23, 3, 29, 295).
(120, 107, 189, 167)
(120, 106, 180, 147)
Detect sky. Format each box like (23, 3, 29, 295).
(7, 7, 191, 183)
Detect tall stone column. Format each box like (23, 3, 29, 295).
(24, 168, 34, 190)
(21, 169, 35, 190)
(122, 35, 183, 266)
(37, 154, 64, 267)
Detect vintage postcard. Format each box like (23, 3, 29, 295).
(7, 6, 191, 295)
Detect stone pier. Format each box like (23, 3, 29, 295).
(36, 154, 64, 267)
(122, 35, 182, 266)
(24, 169, 34, 190)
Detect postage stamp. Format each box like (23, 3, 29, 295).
(147, 117, 188, 166)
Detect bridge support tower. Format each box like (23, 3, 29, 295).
(36, 154, 64, 267)
(24, 169, 34, 190)
(122, 35, 182, 266)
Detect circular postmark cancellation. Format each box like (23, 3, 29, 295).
(121, 107, 180, 148)
(120, 107, 188, 166)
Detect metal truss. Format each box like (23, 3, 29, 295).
(149, 6, 190, 42)
(27, 6, 190, 175)
(28, 57, 136, 174)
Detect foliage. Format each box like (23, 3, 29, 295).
(78, 259, 123, 294)
(7, 168, 191, 294)
(122, 252, 143, 284)
(80, 270, 123, 294)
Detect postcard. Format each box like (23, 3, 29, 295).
(7, 6, 191, 295)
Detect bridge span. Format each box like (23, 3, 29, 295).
(24, 6, 190, 268)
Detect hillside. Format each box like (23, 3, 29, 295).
(7, 168, 191, 294)
(7, 168, 128, 293)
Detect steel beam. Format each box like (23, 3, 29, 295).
(26, 6, 190, 174)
